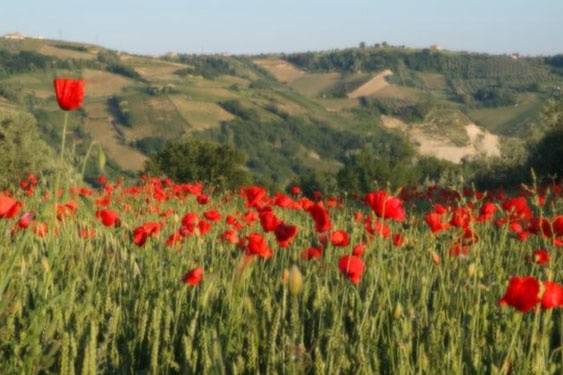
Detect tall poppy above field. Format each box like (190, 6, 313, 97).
(53, 78, 85, 111)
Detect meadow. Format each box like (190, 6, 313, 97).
(0, 176, 561, 374)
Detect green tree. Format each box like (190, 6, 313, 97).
(145, 139, 250, 190)
(0, 112, 54, 188)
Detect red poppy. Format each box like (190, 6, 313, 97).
(33, 222, 48, 238)
(53, 78, 85, 111)
(182, 267, 204, 286)
(364, 191, 405, 222)
(301, 246, 323, 260)
(196, 194, 209, 205)
(540, 281, 563, 309)
(502, 196, 532, 221)
(338, 255, 365, 284)
(425, 212, 449, 234)
(17, 212, 34, 229)
(477, 202, 497, 222)
(307, 202, 331, 233)
(197, 220, 212, 236)
(364, 218, 391, 238)
(220, 229, 239, 244)
(243, 232, 273, 259)
(450, 207, 471, 228)
(132, 222, 161, 246)
(166, 231, 184, 247)
(96, 209, 120, 227)
(331, 230, 350, 247)
(274, 223, 298, 248)
(0, 194, 21, 219)
(392, 233, 404, 247)
(553, 215, 563, 236)
(531, 249, 550, 265)
(204, 209, 222, 222)
(241, 185, 268, 208)
(499, 276, 540, 312)
(449, 243, 470, 257)
(290, 185, 302, 196)
(259, 208, 281, 232)
(352, 242, 366, 256)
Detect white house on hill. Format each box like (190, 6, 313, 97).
(2, 32, 26, 40)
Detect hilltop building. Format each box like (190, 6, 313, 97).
(2, 32, 26, 40)
(430, 44, 443, 51)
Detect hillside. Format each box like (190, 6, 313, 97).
(1, 37, 562, 188)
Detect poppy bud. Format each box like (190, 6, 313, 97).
(288, 265, 303, 296)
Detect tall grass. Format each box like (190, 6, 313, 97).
(0, 180, 561, 374)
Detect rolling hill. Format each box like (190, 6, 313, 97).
(1, 36, 562, 188)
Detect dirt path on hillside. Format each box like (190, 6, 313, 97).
(381, 115, 500, 163)
(348, 69, 393, 98)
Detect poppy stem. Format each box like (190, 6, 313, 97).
(54, 112, 70, 198)
(60, 111, 69, 162)
(81, 141, 97, 179)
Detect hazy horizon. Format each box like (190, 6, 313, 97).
(1, 0, 563, 56)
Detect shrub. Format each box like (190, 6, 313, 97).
(0, 112, 54, 188)
(145, 139, 250, 190)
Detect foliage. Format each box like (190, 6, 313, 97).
(0, 112, 54, 188)
(217, 100, 258, 121)
(145, 138, 250, 190)
(107, 96, 132, 127)
(174, 55, 237, 79)
(133, 137, 168, 155)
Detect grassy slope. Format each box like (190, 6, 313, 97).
(0, 38, 561, 182)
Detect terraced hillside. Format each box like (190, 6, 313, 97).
(1, 38, 562, 188)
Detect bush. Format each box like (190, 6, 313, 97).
(145, 139, 250, 190)
(0, 112, 54, 188)
(133, 137, 167, 155)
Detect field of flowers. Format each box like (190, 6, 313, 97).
(0, 174, 561, 374)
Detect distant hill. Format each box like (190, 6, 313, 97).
(1, 37, 561, 188)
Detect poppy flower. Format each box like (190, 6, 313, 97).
(244, 232, 273, 259)
(301, 246, 322, 260)
(166, 231, 184, 247)
(197, 220, 212, 236)
(331, 230, 350, 247)
(203, 209, 221, 222)
(364, 218, 391, 238)
(307, 203, 331, 233)
(499, 276, 540, 312)
(17, 212, 34, 229)
(240, 185, 267, 208)
(425, 212, 449, 234)
(220, 229, 239, 244)
(531, 249, 550, 265)
(553, 216, 563, 237)
(196, 194, 209, 205)
(259, 208, 281, 232)
(392, 233, 404, 247)
(364, 191, 405, 222)
(502, 197, 532, 221)
(53, 78, 85, 111)
(79, 227, 96, 240)
(0, 194, 21, 219)
(274, 223, 298, 248)
(477, 202, 497, 222)
(290, 185, 302, 196)
(338, 255, 365, 284)
(450, 207, 471, 228)
(449, 243, 470, 257)
(540, 281, 563, 309)
(182, 267, 204, 286)
(352, 242, 366, 256)
(96, 209, 120, 227)
(132, 222, 161, 246)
